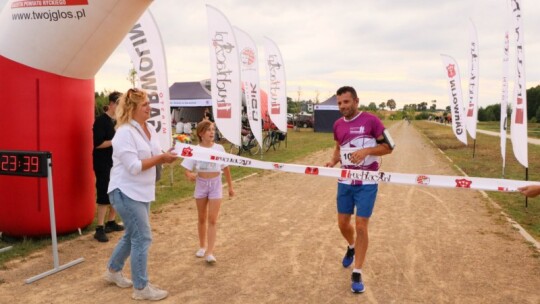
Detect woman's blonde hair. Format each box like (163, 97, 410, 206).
(196, 120, 214, 142)
(115, 88, 147, 129)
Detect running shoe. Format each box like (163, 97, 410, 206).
(342, 246, 354, 268)
(351, 272, 365, 293)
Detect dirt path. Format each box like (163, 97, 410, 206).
(1, 121, 539, 303)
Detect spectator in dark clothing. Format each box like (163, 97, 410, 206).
(203, 107, 214, 122)
(92, 91, 125, 242)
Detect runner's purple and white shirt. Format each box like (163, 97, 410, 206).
(333, 112, 385, 185)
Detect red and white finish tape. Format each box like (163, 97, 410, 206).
(174, 144, 539, 193)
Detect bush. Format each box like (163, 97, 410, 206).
(415, 112, 430, 120)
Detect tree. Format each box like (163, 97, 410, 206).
(287, 97, 300, 114)
(535, 106, 540, 123)
(446, 105, 451, 112)
(94, 91, 108, 117)
(527, 85, 540, 120)
(430, 99, 437, 111)
(379, 102, 386, 110)
(386, 99, 396, 110)
(127, 67, 138, 88)
(417, 101, 428, 111)
(477, 104, 500, 121)
(367, 102, 378, 112)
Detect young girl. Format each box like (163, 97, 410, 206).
(181, 120, 234, 264)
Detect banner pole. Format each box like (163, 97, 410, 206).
(0, 246, 12, 254)
(525, 167, 529, 208)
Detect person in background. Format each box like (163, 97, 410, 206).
(175, 117, 183, 134)
(325, 86, 393, 294)
(203, 107, 214, 122)
(181, 120, 234, 264)
(183, 118, 193, 140)
(518, 185, 540, 197)
(92, 91, 125, 243)
(104, 88, 177, 301)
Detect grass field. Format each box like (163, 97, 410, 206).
(477, 121, 540, 138)
(415, 121, 540, 242)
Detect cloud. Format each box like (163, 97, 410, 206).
(1, 0, 539, 109)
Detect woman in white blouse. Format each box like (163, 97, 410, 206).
(104, 88, 177, 301)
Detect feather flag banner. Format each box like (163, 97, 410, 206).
(234, 27, 263, 148)
(123, 10, 172, 149)
(441, 54, 467, 145)
(263, 37, 288, 133)
(466, 20, 479, 140)
(206, 5, 242, 146)
(509, 0, 528, 168)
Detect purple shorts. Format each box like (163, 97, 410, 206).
(194, 176, 222, 199)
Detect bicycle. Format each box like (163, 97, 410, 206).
(263, 129, 286, 152)
(229, 130, 261, 156)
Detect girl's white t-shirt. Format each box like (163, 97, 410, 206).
(180, 143, 227, 173)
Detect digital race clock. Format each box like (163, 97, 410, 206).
(0, 150, 50, 177)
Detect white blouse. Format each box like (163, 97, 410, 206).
(108, 120, 162, 202)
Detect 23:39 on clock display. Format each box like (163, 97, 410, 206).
(0, 151, 50, 177)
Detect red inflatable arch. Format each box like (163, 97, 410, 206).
(0, 0, 152, 236)
(0, 56, 95, 235)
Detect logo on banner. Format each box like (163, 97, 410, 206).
(497, 186, 509, 192)
(341, 170, 350, 178)
(305, 167, 319, 175)
(455, 178, 472, 188)
(12, 0, 88, 8)
(446, 64, 456, 78)
(273, 163, 283, 169)
(467, 107, 474, 117)
(181, 147, 193, 157)
(128, 23, 165, 134)
(241, 48, 255, 68)
(416, 175, 430, 185)
(267, 55, 282, 115)
(212, 31, 234, 119)
(450, 80, 464, 135)
(246, 82, 260, 122)
(213, 155, 252, 166)
(348, 171, 391, 182)
(515, 97, 524, 124)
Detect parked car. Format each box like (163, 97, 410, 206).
(294, 114, 314, 128)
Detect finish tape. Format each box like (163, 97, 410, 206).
(174, 143, 539, 193)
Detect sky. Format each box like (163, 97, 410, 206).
(1, 0, 540, 109)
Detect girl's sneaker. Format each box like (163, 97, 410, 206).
(206, 254, 217, 264)
(195, 248, 206, 258)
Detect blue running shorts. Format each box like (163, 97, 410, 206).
(336, 183, 378, 218)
